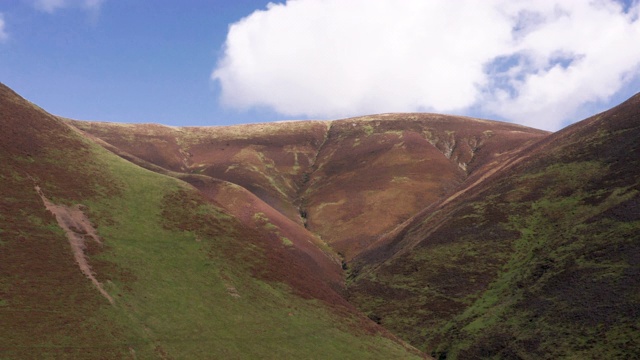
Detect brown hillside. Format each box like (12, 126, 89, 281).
(70, 114, 547, 261)
(301, 114, 547, 259)
(69, 120, 330, 222)
(348, 93, 640, 358)
(178, 174, 346, 299)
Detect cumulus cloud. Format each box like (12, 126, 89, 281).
(212, 0, 640, 130)
(0, 13, 7, 42)
(32, 0, 105, 13)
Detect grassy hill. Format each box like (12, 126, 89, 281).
(3, 80, 639, 359)
(0, 83, 423, 359)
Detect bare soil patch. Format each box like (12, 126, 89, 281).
(35, 185, 114, 305)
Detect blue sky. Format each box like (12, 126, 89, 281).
(1, 1, 639, 130)
(0, 0, 283, 126)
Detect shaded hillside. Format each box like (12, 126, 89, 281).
(71, 114, 547, 261)
(0, 83, 424, 359)
(348, 93, 640, 358)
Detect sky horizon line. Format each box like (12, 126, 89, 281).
(1, 1, 639, 131)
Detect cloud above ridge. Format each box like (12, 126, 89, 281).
(212, 0, 640, 130)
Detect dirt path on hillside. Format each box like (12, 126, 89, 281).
(35, 186, 115, 305)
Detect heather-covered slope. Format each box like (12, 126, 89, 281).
(300, 115, 547, 259)
(348, 93, 640, 358)
(68, 120, 331, 223)
(0, 83, 424, 359)
(71, 113, 547, 261)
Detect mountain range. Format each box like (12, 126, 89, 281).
(1, 82, 638, 359)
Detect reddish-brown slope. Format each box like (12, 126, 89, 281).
(71, 120, 330, 222)
(72, 114, 547, 262)
(60, 121, 192, 173)
(181, 121, 329, 220)
(301, 114, 547, 259)
(179, 174, 345, 297)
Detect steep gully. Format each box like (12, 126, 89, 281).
(294, 121, 334, 229)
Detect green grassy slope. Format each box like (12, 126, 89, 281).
(348, 93, 640, 359)
(0, 83, 424, 359)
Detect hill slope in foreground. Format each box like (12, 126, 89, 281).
(0, 83, 422, 359)
(2, 81, 639, 359)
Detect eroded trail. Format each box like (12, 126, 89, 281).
(35, 186, 115, 305)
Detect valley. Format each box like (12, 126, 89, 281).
(1, 82, 638, 359)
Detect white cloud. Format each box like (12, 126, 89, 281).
(483, 0, 640, 129)
(0, 13, 7, 42)
(212, 0, 640, 130)
(32, 0, 104, 13)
